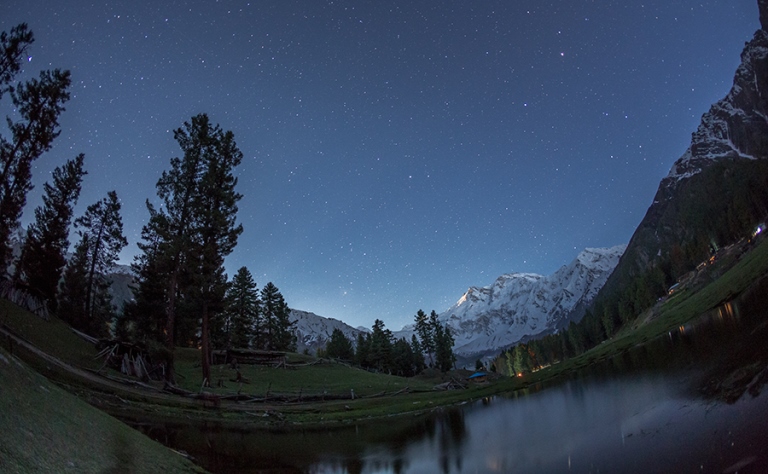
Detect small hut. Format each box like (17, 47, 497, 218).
(468, 371, 489, 383)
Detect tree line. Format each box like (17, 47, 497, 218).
(321, 309, 456, 375)
(0, 24, 128, 339)
(0, 23, 301, 386)
(206, 267, 297, 353)
(2, 23, 451, 388)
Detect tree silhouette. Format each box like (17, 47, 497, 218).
(14, 154, 85, 311)
(0, 24, 71, 277)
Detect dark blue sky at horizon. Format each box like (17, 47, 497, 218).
(0, 0, 759, 330)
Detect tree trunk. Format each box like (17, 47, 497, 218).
(164, 268, 178, 384)
(84, 222, 104, 328)
(201, 300, 211, 386)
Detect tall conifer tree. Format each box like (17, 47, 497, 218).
(15, 154, 85, 311)
(188, 114, 243, 385)
(219, 266, 259, 349)
(414, 309, 434, 366)
(0, 24, 71, 276)
(129, 113, 242, 384)
(58, 191, 127, 336)
(260, 282, 296, 352)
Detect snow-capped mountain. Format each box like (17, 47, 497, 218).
(107, 265, 135, 311)
(290, 309, 365, 354)
(662, 20, 768, 186)
(397, 246, 625, 365)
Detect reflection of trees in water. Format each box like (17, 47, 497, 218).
(330, 408, 471, 474)
(358, 408, 469, 474)
(344, 456, 363, 474)
(436, 408, 467, 473)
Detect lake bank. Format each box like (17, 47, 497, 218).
(122, 276, 768, 473)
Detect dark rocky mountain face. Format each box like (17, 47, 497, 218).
(594, 4, 768, 321)
(662, 31, 768, 187)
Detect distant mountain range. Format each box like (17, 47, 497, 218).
(103, 245, 623, 365)
(290, 309, 365, 354)
(394, 246, 625, 366)
(105, 267, 367, 354)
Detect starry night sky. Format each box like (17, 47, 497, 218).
(0, 1, 759, 329)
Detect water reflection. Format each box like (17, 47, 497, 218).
(127, 277, 768, 473)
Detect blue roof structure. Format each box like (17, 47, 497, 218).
(468, 372, 488, 379)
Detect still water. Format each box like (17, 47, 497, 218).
(129, 280, 768, 473)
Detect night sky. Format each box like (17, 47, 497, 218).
(0, 1, 759, 330)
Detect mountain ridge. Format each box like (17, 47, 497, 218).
(590, 3, 768, 333)
(395, 245, 625, 365)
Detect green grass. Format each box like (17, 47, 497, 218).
(647, 237, 768, 331)
(523, 236, 768, 385)
(0, 300, 100, 369)
(173, 348, 434, 398)
(0, 346, 206, 474)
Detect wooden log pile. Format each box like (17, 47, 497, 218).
(432, 378, 468, 391)
(94, 340, 161, 381)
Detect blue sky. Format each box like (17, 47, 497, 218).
(0, 0, 759, 329)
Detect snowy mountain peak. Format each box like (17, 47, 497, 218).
(430, 245, 625, 365)
(290, 309, 364, 354)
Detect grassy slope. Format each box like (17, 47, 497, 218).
(174, 347, 434, 397)
(0, 298, 100, 369)
(525, 236, 768, 380)
(0, 346, 205, 474)
(0, 303, 477, 424)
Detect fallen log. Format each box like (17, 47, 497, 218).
(363, 391, 386, 399)
(84, 368, 162, 392)
(390, 387, 410, 396)
(162, 383, 195, 396)
(70, 327, 100, 345)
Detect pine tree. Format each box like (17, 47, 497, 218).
(15, 154, 85, 311)
(139, 119, 209, 381)
(354, 333, 370, 368)
(512, 345, 528, 374)
(260, 282, 296, 351)
(434, 323, 456, 372)
(129, 114, 243, 383)
(566, 320, 586, 355)
(391, 337, 417, 376)
(0, 24, 72, 277)
(368, 319, 393, 372)
(188, 114, 243, 384)
(120, 207, 171, 342)
(58, 191, 127, 336)
(325, 328, 354, 361)
(414, 309, 434, 366)
(57, 243, 89, 331)
(410, 334, 426, 373)
(220, 266, 259, 349)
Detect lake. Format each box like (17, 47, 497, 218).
(128, 278, 768, 473)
